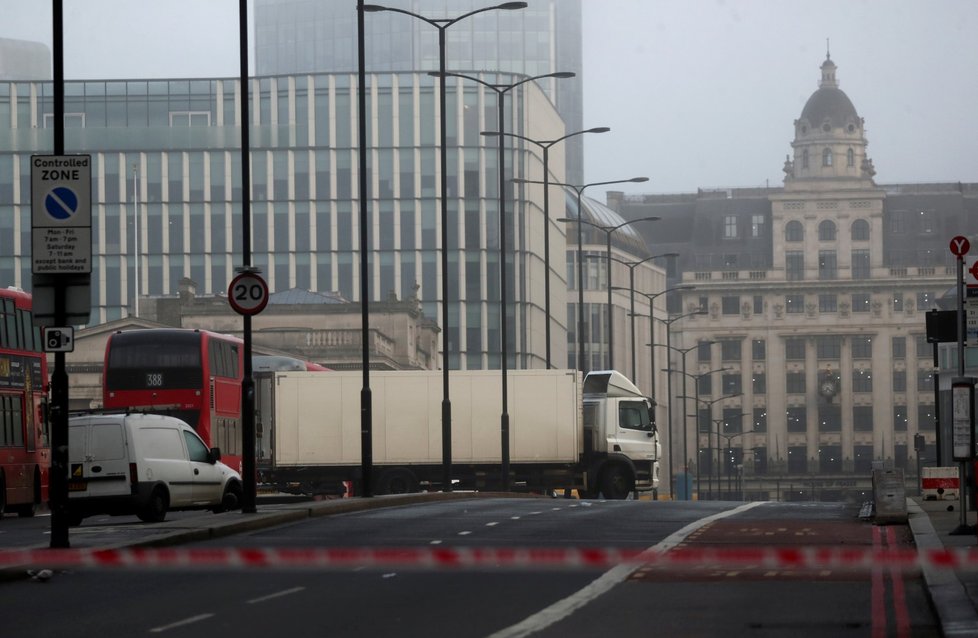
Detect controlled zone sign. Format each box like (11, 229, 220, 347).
(31, 155, 92, 275)
(228, 272, 269, 316)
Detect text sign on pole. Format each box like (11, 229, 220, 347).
(967, 287, 978, 347)
(228, 272, 269, 316)
(951, 379, 975, 461)
(950, 235, 970, 258)
(31, 155, 92, 275)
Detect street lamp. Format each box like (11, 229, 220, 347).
(364, 2, 527, 492)
(717, 424, 753, 498)
(486, 126, 611, 368)
(632, 285, 696, 400)
(434, 70, 575, 490)
(514, 176, 648, 373)
(679, 393, 743, 499)
(668, 364, 730, 500)
(610, 252, 679, 380)
(131, 163, 139, 318)
(650, 308, 705, 498)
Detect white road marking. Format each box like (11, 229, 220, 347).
(430, 539, 443, 545)
(488, 502, 766, 638)
(247, 587, 305, 605)
(149, 614, 215, 633)
(486, 522, 499, 527)
(458, 530, 472, 536)
(511, 516, 521, 520)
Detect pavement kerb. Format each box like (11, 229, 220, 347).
(907, 497, 978, 637)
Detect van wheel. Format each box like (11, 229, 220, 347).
(138, 487, 169, 523)
(599, 465, 633, 500)
(213, 481, 243, 513)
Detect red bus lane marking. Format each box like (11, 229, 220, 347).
(872, 525, 886, 638)
(886, 526, 911, 638)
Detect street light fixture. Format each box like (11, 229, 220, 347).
(609, 251, 678, 380)
(364, 1, 527, 492)
(486, 126, 611, 368)
(717, 423, 753, 499)
(556, 212, 657, 371)
(515, 176, 648, 373)
(632, 285, 696, 400)
(434, 70, 575, 490)
(679, 392, 743, 499)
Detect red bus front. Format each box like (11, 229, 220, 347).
(102, 329, 243, 472)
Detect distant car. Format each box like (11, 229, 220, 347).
(67, 413, 242, 525)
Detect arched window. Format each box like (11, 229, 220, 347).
(785, 220, 804, 242)
(822, 148, 833, 167)
(818, 220, 836, 241)
(802, 149, 809, 169)
(852, 219, 870, 241)
(847, 148, 855, 167)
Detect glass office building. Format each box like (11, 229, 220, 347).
(254, 0, 585, 184)
(0, 71, 571, 370)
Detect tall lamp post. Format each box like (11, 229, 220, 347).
(514, 176, 648, 373)
(651, 308, 705, 498)
(658, 340, 715, 499)
(609, 252, 678, 380)
(679, 393, 743, 499)
(131, 163, 140, 318)
(671, 365, 729, 498)
(717, 424, 753, 498)
(567, 217, 659, 371)
(434, 70, 575, 490)
(485, 127, 611, 368)
(364, 2, 527, 492)
(634, 285, 695, 400)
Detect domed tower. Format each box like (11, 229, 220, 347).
(784, 53, 876, 187)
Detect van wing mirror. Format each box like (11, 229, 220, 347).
(209, 447, 222, 463)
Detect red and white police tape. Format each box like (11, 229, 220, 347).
(3, 546, 978, 572)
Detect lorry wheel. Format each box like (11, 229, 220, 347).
(599, 465, 633, 500)
(138, 487, 169, 523)
(376, 469, 419, 495)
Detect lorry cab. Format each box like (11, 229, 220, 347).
(582, 370, 660, 498)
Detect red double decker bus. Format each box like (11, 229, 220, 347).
(0, 287, 49, 518)
(102, 329, 244, 472)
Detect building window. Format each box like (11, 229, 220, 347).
(697, 340, 713, 363)
(785, 337, 806, 360)
(720, 339, 741, 362)
(918, 210, 936, 234)
(722, 409, 744, 435)
(818, 220, 836, 241)
(818, 250, 837, 279)
(819, 404, 841, 432)
(786, 371, 806, 394)
(785, 220, 804, 242)
(894, 405, 908, 431)
(852, 368, 873, 393)
(917, 291, 936, 311)
(752, 339, 766, 361)
(851, 336, 873, 359)
(721, 296, 740, 315)
(698, 375, 712, 396)
(893, 369, 906, 392)
(816, 336, 842, 360)
(722, 374, 742, 395)
(753, 408, 767, 433)
(822, 148, 833, 166)
(753, 295, 763, 315)
(751, 215, 765, 238)
(819, 294, 837, 313)
(915, 334, 930, 357)
(752, 372, 766, 394)
(786, 251, 804, 281)
(847, 148, 855, 167)
(892, 336, 906, 359)
(917, 370, 934, 392)
(852, 293, 871, 312)
(918, 404, 936, 431)
(854, 446, 873, 473)
(801, 150, 809, 169)
(785, 294, 804, 313)
(852, 249, 870, 279)
(892, 294, 904, 312)
(851, 219, 870, 241)
(724, 215, 738, 239)
(819, 445, 842, 473)
(853, 405, 873, 431)
(787, 407, 807, 433)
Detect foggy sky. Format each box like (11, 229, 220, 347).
(1, 0, 975, 195)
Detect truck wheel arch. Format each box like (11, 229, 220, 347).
(590, 454, 636, 500)
(376, 467, 420, 495)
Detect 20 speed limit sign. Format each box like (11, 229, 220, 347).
(228, 272, 269, 316)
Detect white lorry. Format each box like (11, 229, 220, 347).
(255, 368, 659, 499)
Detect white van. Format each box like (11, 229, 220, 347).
(67, 413, 242, 525)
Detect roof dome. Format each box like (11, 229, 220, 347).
(798, 54, 859, 129)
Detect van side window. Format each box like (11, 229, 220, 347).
(183, 430, 211, 463)
(142, 427, 184, 460)
(619, 401, 652, 432)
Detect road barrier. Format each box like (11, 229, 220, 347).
(3, 545, 978, 572)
